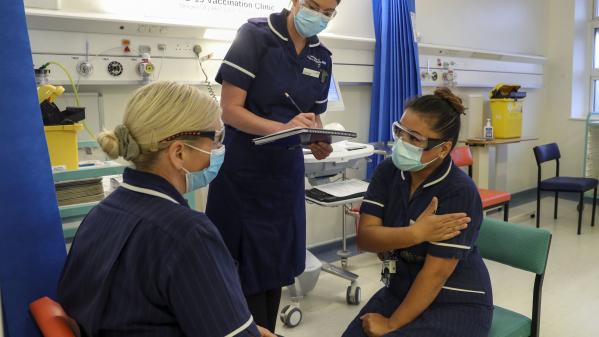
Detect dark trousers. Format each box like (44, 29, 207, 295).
(245, 288, 282, 333)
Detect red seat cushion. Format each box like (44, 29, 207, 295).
(479, 189, 511, 209)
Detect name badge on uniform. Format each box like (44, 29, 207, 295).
(302, 68, 320, 79)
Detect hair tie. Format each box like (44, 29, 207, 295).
(114, 124, 141, 161)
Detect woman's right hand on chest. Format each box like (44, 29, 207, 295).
(411, 197, 470, 244)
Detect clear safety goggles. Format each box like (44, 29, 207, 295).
(391, 121, 445, 151)
(302, 0, 337, 19)
(160, 126, 225, 150)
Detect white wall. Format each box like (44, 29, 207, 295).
(325, 0, 375, 39)
(539, 0, 589, 181)
(415, 0, 547, 56)
(416, 0, 548, 193)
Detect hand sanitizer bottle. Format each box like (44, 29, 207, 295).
(484, 119, 494, 140)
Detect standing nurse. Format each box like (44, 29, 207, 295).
(206, 0, 340, 332)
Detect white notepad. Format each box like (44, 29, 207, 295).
(253, 127, 357, 146)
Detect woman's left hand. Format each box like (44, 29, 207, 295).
(360, 313, 395, 337)
(309, 142, 333, 160)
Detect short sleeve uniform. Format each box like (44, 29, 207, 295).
(343, 158, 493, 337)
(206, 9, 333, 296)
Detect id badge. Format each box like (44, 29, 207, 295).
(302, 68, 320, 79)
(382, 260, 397, 274)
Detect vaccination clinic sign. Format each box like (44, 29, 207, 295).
(143, 0, 290, 29)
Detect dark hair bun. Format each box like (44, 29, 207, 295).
(434, 87, 466, 116)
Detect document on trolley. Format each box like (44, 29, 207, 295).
(313, 179, 369, 198)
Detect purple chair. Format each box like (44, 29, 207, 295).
(533, 143, 598, 235)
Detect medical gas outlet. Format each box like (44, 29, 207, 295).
(137, 53, 155, 83)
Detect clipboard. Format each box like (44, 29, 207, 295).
(252, 127, 357, 148)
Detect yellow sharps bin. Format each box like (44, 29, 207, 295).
(489, 84, 526, 139)
(44, 123, 83, 170)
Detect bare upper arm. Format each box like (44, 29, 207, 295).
(358, 213, 383, 232)
(220, 81, 247, 122)
(422, 254, 459, 280)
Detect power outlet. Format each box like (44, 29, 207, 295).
(175, 43, 193, 52)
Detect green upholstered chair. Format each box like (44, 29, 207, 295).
(477, 218, 552, 337)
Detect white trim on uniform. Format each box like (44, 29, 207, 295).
(222, 60, 256, 79)
(400, 170, 406, 180)
(309, 42, 321, 47)
(362, 199, 384, 208)
(429, 241, 471, 250)
(315, 98, 328, 104)
(442, 286, 486, 295)
(224, 316, 255, 337)
(120, 183, 180, 204)
(0, 289, 4, 337)
(423, 162, 452, 188)
(268, 16, 288, 41)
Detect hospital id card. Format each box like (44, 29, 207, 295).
(302, 68, 320, 79)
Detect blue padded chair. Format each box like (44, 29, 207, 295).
(533, 143, 598, 235)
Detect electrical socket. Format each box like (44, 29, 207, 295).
(139, 45, 152, 54)
(157, 43, 167, 51)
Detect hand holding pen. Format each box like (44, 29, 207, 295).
(284, 92, 332, 160)
(283, 92, 317, 129)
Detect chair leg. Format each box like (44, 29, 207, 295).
(536, 189, 541, 228)
(578, 193, 584, 235)
(503, 202, 510, 222)
(592, 187, 597, 227)
(554, 192, 558, 219)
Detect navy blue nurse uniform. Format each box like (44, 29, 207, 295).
(206, 9, 333, 296)
(58, 168, 260, 337)
(342, 158, 493, 337)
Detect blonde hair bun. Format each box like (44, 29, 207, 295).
(97, 130, 120, 159)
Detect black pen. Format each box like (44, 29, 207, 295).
(284, 92, 303, 114)
(284, 92, 313, 150)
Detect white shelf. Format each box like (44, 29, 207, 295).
(25, 8, 376, 50)
(418, 43, 546, 64)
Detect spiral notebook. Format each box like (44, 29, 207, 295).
(252, 127, 357, 147)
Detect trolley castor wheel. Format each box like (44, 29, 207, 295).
(280, 304, 302, 328)
(346, 285, 361, 305)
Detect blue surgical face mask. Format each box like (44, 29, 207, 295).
(392, 138, 443, 172)
(182, 144, 225, 192)
(294, 3, 331, 38)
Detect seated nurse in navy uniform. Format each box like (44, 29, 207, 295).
(58, 81, 276, 337)
(342, 88, 493, 337)
(206, 0, 341, 333)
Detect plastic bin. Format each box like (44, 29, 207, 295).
(489, 84, 526, 139)
(289, 250, 322, 298)
(44, 123, 83, 170)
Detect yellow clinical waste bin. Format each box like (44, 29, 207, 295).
(489, 84, 526, 139)
(44, 123, 83, 170)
